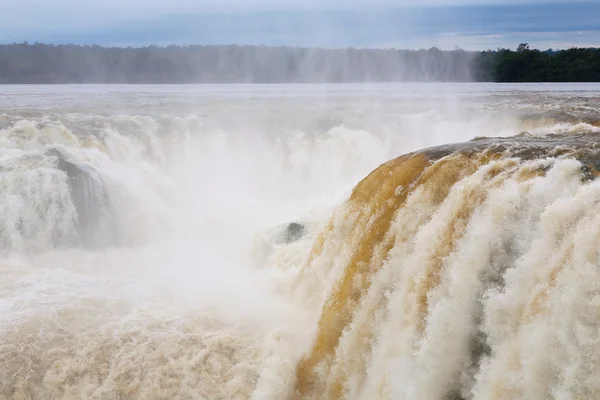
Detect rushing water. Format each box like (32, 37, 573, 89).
(1, 83, 600, 400)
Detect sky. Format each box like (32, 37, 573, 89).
(0, 0, 598, 50)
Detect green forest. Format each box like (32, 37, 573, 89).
(0, 42, 598, 83)
(474, 44, 600, 82)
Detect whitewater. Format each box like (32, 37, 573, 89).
(1, 83, 600, 400)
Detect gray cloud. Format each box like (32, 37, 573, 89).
(0, 0, 563, 26)
(1, 0, 597, 50)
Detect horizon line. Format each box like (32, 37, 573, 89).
(3, 41, 598, 52)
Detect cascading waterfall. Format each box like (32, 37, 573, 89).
(293, 131, 600, 400)
(2, 84, 600, 400)
(0, 110, 393, 400)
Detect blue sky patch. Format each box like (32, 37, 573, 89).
(1, 1, 598, 50)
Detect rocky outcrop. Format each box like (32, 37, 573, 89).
(272, 222, 306, 245)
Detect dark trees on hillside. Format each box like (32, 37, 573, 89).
(473, 44, 600, 82)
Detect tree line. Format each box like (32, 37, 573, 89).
(0, 42, 598, 83)
(473, 44, 600, 82)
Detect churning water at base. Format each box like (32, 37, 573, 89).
(2, 83, 600, 400)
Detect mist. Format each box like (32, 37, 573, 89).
(2, 0, 600, 396)
(0, 43, 476, 83)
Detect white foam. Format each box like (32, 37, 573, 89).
(1, 85, 599, 399)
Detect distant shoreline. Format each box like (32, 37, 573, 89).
(1, 43, 598, 84)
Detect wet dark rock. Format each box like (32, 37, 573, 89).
(443, 390, 466, 400)
(273, 222, 306, 245)
(421, 130, 600, 178)
(581, 164, 594, 182)
(285, 222, 306, 243)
